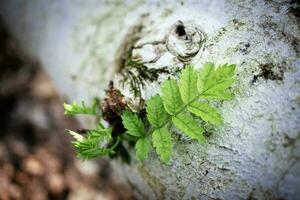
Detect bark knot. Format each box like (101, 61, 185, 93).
(166, 21, 206, 63)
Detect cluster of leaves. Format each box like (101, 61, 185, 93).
(121, 63, 236, 163)
(64, 100, 118, 159)
(67, 123, 115, 159)
(64, 63, 236, 164)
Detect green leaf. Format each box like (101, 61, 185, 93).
(146, 95, 169, 128)
(197, 62, 216, 93)
(198, 63, 236, 99)
(215, 64, 236, 82)
(161, 79, 184, 115)
(179, 65, 199, 104)
(96, 122, 105, 130)
(188, 102, 223, 125)
(69, 126, 113, 159)
(135, 136, 151, 161)
(212, 63, 236, 91)
(172, 113, 205, 143)
(121, 111, 145, 137)
(73, 141, 110, 159)
(152, 127, 172, 163)
(64, 100, 97, 115)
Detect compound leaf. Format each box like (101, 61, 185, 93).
(198, 63, 236, 99)
(121, 111, 145, 137)
(172, 113, 205, 143)
(146, 95, 169, 128)
(197, 62, 216, 94)
(215, 64, 236, 84)
(179, 65, 199, 104)
(188, 102, 223, 125)
(152, 127, 172, 164)
(135, 136, 151, 161)
(161, 79, 184, 115)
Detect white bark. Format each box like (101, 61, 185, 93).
(1, 0, 299, 199)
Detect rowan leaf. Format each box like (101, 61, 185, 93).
(121, 111, 145, 137)
(197, 62, 216, 94)
(215, 64, 236, 84)
(146, 95, 169, 128)
(172, 113, 205, 143)
(161, 79, 184, 115)
(188, 102, 223, 125)
(178, 65, 198, 104)
(135, 136, 151, 161)
(152, 127, 172, 163)
(198, 63, 236, 99)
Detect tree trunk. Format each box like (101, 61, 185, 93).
(1, 0, 299, 199)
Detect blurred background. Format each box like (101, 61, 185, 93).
(0, 19, 134, 200)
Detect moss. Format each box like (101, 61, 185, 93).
(119, 59, 169, 98)
(114, 17, 170, 100)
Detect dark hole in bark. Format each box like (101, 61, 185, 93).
(175, 24, 186, 37)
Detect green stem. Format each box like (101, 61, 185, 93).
(109, 136, 121, 151)
(119, 134, 139, 142)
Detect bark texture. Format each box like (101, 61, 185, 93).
(1, 0, 299, 199)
